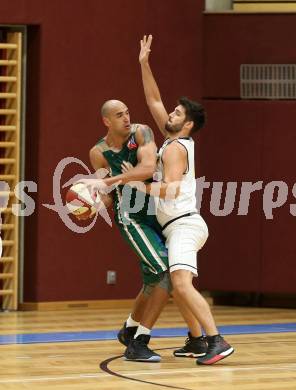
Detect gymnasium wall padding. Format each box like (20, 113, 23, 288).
(198, 100, 296, 293)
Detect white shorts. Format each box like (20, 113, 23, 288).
(162, 214, 208, 276)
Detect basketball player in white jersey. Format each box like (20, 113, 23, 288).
(129, 35, 234, 365)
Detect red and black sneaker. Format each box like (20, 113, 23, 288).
(196, 335, 234, 365)
(174, 333, 207, 358)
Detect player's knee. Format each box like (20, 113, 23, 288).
(142, 272, 172, 296)
(172, 283, 187, 297)
(170, 272, 189, 295)
(157, 271, 173, 293)
(142, 284, 154, 296)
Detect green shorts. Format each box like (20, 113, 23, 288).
(115, 212, 169, 286)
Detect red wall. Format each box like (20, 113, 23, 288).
(0, 0, 204, 301)
(199, 14, 296, 294)
(198, 101, 296, 293)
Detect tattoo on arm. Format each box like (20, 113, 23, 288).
(140, 125, 154, 144)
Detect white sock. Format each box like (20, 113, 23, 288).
(126, 314, 140, 328)
(134, 325, 151, 339)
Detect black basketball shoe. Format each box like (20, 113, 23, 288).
(117, 322, 138, 346)
(196, 335, 234, 365)
(124, 334, 161, 362)
(173, 332, 207, 358)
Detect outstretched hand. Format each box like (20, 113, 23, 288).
(76, 178, 109, 194)
(139, 34, 152, 64)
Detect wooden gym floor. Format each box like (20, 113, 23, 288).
(0, 301, 296, 390)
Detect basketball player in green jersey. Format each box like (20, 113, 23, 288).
(89, 100, 172, 361)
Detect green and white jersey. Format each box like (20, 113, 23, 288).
(96, 124, 151, 222)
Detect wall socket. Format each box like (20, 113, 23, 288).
(107, 270, 116, 285)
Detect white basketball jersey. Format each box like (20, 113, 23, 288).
(156, 137, 198, 226)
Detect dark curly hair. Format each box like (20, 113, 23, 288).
(178, 97, 206, 133)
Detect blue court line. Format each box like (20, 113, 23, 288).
(0, 323, 296, 345)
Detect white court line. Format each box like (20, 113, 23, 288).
(1, 363, 296, 384)
(0, 374, 104, 384)
(15, 356, 32, 359)
(47, 355, 65, 358)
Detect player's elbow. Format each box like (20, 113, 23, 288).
(140, 161, 156, 179)
(145, 163, 156, 179)
(89, 147, 96, 169)
(89, 147, 95, 159)
(146, 97, 155, 107)
(147, 99, 162, 110)
(175, 187, 181, 198)
(170, 187, 180, 200)
(163, 183, 180, 200)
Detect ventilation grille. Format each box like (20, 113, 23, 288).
(240, 64, 296, 99)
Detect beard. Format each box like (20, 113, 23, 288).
(165, 121, 184, 134)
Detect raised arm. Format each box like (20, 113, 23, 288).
(139, 35, 169, 137)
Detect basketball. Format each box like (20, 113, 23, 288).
(66, 182, 113, 218)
